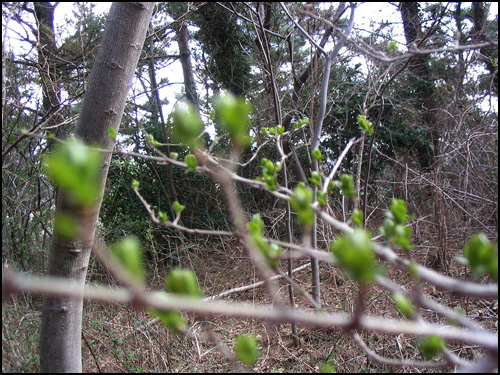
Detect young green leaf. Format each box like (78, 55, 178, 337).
(293, 118, 310, 129)
(351, 209, 364, 228)
(165, 268, 202, 297)
(172, 201, 186, 216)
(107, 127, 117, 140)
(464, 233, 493, 268)
(334, 174, 355, 198)
(246, 214, 265, 235)
(379, 218, 395, 240)
(172, 101, 204, 149)
(319, 363, 336, 373)
(234, 334, 260, 366)
(290, 182, 315, 228)
(393, 224, 413, 250)
(184, 154, 198, 173)
(312, 148, 323, 162)
(111, 236, 145, 282)
(463, 233, 498, 281)
(330, 229, 377, 284)
(308, 171, 322, 188)
(147, 134, 156, 146)
(389, 199, 408, 224)
(131, 179, 140, 189)
(418, 335, 445, 360)
(53, 212, 80, 240)
(387, 41, 397, 53)
(393, 292, 416, 318)
(250, 234, 282, 268)
(43, 137, 102, 207)
(159, 211, 169, 224)
(149, 309, 187, 333)
(259, 158, 279, 190)
(317, 190, 327, 207)
(356, 114, 374, 136)
(214, 93, 253, 148)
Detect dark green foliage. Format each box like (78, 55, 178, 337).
(192, 3, 251, 96)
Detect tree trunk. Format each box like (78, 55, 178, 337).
(33, 2, 61, 114)
(472, 2, 498, 95)
(400, 2, 438, 172)
(39, 3, 155, 372)
(176, 22, 199, 108)
(400, 2, 448, 270)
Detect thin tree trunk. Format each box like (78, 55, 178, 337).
(39, 3, 155, 372)
(147, 25, 178, 209)
(472, 2, 497, 95)
(176, 22, 199, 108)
(400, 2, 448, 270)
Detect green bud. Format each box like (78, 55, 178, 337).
(172, 201, 186, 216)
(111, 236, 145, 282)
(351, 209, 363, 228)
(393, 292, 416, 318)
(418, 335, 445, 360)
(389, 199, 408, 224)
(159, 211, 169, 224)
(235, 334, 260, 366)
(330, 230, 377, 284)
(214, 93, 253, 148)
(319, 363, 336, 373)
(317, 190, 327, 207)
(290, 182, 314, 227)
(108, 127, 117, 140)
(184, 154, 198, 172)
(387, 41, 397, 53)
(335, 174, 354, 198)
(43, 137, 101, 207)
(312, 148, 323, 162)
(246, 214, 264, 235)
(309, 171, 322, 188)
(165, 268, 202, 297)
(172, 101, 204, 149)
(357, 114, 374, 136)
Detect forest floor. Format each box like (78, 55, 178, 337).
(2, 235, 498, 372)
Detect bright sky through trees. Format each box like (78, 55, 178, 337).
(4, 2, 498, 121)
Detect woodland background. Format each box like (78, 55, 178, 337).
(2, 2, 498, 372)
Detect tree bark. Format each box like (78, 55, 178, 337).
(472, 2, 498, 95)
(176, 22, 199, 108)
(39, 3, 155, 372)
(400, 2, 448, 270)
(33, 2, 61, 114)
(399, 2, 438, 171)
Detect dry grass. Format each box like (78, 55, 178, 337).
(3, 232, 497, 373)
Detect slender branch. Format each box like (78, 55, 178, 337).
(3, 270, 497, 352)
(279, 3, 327, 56)
(352, 332, 449, 369)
